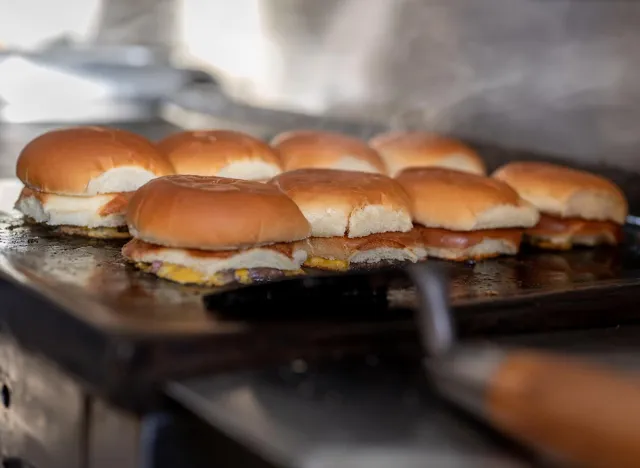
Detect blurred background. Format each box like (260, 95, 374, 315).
(1, 0, 639, 171)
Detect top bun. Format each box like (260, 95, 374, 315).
(396, 168, 539, 231)
(270, 168, 413, 238)
(127, 175, 310, 250)
(16, 126, 173, 196)
(369, 131, 486, 177)
(493, 161, 628, 224)
(272, 130, 386, 174)
(158, 130, 282, 181)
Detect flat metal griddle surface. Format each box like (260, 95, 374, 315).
(3, 209, 638, 331)
(2, 178, 640, 407)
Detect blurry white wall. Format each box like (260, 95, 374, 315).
(176, 0, 280, 105)
(0, 0, 174, 50)
(171, 0, 640, 173)
(174, 0, 395, 112)
(0, 0, 101, 49)
(3, 0, 640, 172)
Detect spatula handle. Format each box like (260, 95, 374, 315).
(487, 351, 640, 468)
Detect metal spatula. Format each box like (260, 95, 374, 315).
(409, 263, 640, 468)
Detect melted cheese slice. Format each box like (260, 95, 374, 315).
(137, 262, 233, 286)
(136, 262, 304, 286)
(234, 269, 252, 284)
(304, 256, 349, 271)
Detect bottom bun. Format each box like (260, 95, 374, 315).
(423, 238, 519, 261)
(526, 232, 620, 251)
(350, 247, 421, 264)
(525, 214, 623, 250)
(416, 225, 523, 261)
(23, 216, 131, 239)
(56, 224, 131, 239)
(15, 187, 130, 228)
(296, 230, 426, 271)
(122, 238, 307, 285)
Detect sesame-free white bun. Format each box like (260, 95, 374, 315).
(492, 161, 628, 224)
(271, 130, 386, 174)
(369, 131, 486, 177)
(16, 126, 173, 196)
(397, 168, 540, 231)
(15, 187, 130, 227)
(349, 248, 421, 264)
(422, 238, 519, 261)
(127, 175, 311, 250)
(270, 169, 413, 238)
(158, 130, 283, 181)
(122, 239, 307, 275)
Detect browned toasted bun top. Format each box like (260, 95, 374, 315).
(270, 168, 411, 208)
(158, 130, 282, 175)
(493, 162, 623, 194)
(126, 175, 311, 250)
(16, 126, 172, 195)
(396, 167, 539, 230)
(493, 161, 628, 224)
(369, 131, 486, 176)
(271, 130, 386, 173)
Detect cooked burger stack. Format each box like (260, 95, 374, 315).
(14, 126, 173, 238)
(270, 169, 424, 270)
(158, 130, 283, 181)
(11, 124, 632, 288)
(122, 175, 311, 285)
(396, 168, 540, 261)
(272, 130, 387, 174)
(369, 131, 486, 176)
(493, 162, 628, 249)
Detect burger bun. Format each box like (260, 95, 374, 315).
(396, 167, 539, 231)
(16, 126, 172, 196)
(127, 175, 311, 250)
(369, 131, 486, 177)
(493, 161, 628, 224)
(158, 130, 282, 181)
(272, 130, 386, 174)
(271, 169, 413, 238)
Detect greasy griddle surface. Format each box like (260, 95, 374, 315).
(2, 210, 640, 335)
(0, 211, 220, 335)
(3, 206, 640, 408)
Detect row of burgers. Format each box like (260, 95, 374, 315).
(13, 126, 628, 286)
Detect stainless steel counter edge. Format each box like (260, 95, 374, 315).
(166, 366, 527, 468)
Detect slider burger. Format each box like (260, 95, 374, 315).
(493, 162, 628, 249)
(369, 131, 486, 177)
(271, 130, 386, 174)
(270, 169, 424, 271)
(122, 175, 311, 285)
(158, 129, 282, 181)
(15, 126, 172, 238)
(396, 168, 540, 261)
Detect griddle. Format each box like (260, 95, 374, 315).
(2, 182, 640, 410)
